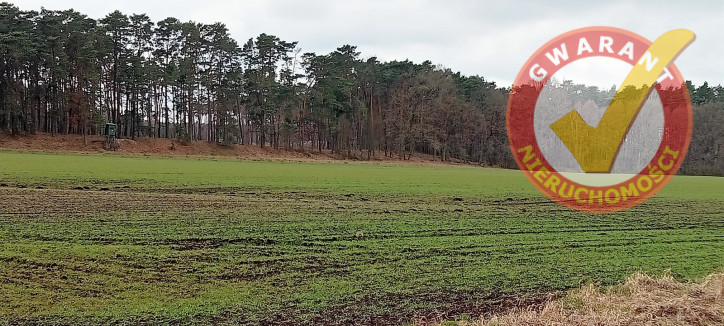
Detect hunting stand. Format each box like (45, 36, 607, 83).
(104, 123, 118, 151)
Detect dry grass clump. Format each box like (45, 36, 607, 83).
(439, 272, 724, 326)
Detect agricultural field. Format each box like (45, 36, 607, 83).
(0, 150, 723, 325)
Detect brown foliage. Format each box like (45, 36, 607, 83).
(432, 272, 724, 326)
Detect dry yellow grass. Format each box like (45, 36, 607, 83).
(431, 272, 724, 326)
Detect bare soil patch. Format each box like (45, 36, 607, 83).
(0, 132, 466, 166)
(0, 132, 332, 160)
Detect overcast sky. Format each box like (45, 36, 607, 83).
(11, 0, 724, 88)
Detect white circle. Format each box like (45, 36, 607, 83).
(533, 56, 664, 187)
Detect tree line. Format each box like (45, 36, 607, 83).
(682, 82, 724, 176)
(0, 3, 721, 174)
(0, 3, 509, 165)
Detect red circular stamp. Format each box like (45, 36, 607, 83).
(507, 26, 694, 213)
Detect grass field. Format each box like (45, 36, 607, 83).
(0, 151, 723, 325)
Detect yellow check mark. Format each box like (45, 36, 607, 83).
(550, 30, 695, 173)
